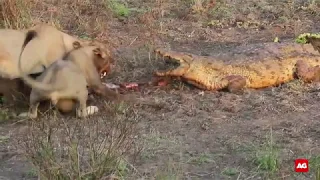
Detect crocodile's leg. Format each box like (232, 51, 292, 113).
(223, 75, 247, 93)
(296, 60, 320, 82)
(183, 75, 246, 92)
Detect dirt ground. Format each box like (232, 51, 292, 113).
(1, 0, 320, 179)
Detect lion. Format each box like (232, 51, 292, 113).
(18, 30, 118, 118)
(0, 23, 113, 79)
(0, 23, 115, 112)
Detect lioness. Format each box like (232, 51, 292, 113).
(0, 23, 113, 79)
(18, 30, 120, 118)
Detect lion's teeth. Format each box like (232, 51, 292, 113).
(100, 72, 107, 78)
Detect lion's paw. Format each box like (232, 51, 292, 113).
(18, 112, 29, 118)
(86, 106, 99, 115)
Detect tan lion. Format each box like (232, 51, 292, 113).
(0, 23, 113, 79)
(18, 30, 118, 118)
(0, 23, 115, 112)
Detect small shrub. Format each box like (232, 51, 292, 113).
(106, 0, 131, 18)
(252, 128, 280, 177)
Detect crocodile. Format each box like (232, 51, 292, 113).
(154, 39, 320, 92)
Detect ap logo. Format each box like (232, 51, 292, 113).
(295, 159, 309, 173)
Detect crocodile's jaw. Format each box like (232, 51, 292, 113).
(155, 64, 189, 77)
(155, 48, 194, 64)
(155, 55, 190, 77)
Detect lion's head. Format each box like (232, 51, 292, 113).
(73, 40, 115, 78)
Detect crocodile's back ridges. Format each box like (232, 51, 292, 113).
(170, 40, 320, 63)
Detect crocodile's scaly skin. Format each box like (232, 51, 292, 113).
(154, 45, 320, 91)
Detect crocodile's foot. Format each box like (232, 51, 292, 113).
(224, 75, 247, 93)
(296, 60, 320, 82)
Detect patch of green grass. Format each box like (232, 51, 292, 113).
(309, 155, 320, 173)
(254, 149, 279, 172)
(221, 167, 239, 177)
(24, 168, 38, 178)
(105, 0, 141, 18)
(209, 2, 234, 20)
(116, 158, 130, 179)
(140, 131, 180, 160)
(0, 135, 9, 143)
(0, 109, 11, 123)
(187, 153, 215, 165)
(252, 128, 280, 177)
(295, 32, 320, 44)
(155, 158, 182, 180)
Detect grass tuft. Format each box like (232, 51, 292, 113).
(252, 128, 280, 177)
(106, 0, 131, 18)
(18, 104, 139, 180)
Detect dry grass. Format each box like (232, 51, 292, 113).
(17, 102, 140, 180)
(0, 0, 32, 29)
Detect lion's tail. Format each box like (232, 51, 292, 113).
(18, 30, 58, 91)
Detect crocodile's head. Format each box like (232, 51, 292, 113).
(154, 48, 224, 90)
(154, 48, 193, 63)
(154, 48, 193, 77)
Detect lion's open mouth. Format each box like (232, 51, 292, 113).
(99, 64, 113, 79)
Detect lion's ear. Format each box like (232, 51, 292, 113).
(93, 47, 106, 58)
(72, 41, 82, 49)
